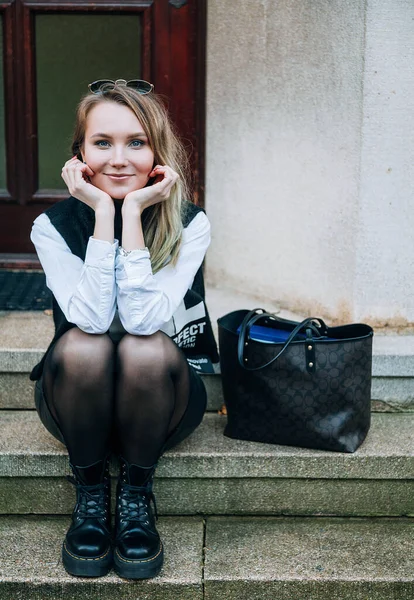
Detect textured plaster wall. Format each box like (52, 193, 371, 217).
(205, 0, 414, 323)
(205, 0, 366, 320)
(355, 0, 414, 324)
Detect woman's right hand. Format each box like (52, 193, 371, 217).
(61, 157, 113, 211)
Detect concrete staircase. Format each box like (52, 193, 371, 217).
(1, 289, 414, 599)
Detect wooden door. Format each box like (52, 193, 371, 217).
(0, 0, 206, 258)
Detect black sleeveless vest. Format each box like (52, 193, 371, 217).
(29, 197, 219, 381)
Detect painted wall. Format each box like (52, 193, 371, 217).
(205, 0, 414, 325)
(355, 0, 414, 324)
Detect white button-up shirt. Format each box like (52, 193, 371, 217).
(30, 210, 211, 338)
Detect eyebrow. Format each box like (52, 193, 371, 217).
(90, 132, 147, 139)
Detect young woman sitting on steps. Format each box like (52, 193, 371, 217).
(29, 79, 218, 580)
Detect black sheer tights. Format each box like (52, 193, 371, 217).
(42, 328, 190, 470)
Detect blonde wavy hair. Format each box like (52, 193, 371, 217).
(71, 85, 190, 273)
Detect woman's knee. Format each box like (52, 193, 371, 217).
(48, 327, 115, 377)
(116, 332, 182, 377)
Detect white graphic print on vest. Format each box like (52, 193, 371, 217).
(173, 299, 206, 348)
(172, 298, 215, 373)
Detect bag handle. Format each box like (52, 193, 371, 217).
(237, 309, 328, 371)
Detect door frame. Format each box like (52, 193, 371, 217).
(0, 0, 207, 261)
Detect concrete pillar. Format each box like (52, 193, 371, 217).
(205, 0, 414, 325)
(355, 0, 414, 324)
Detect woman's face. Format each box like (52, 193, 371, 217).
(82, 101, 155, 200)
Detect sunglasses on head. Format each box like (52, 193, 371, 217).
(88, 79, 154, 95)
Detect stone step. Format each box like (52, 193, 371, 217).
(204, 516, 414, 600)
(1, 411, 413, 516)
(2, 369, 413, 413)
(3, 368, 414, 414)
(0, 515, 204, 600)
(2, 300, 414, 410)
(0, 371, 224, 412)
(0, 514, 413, 599)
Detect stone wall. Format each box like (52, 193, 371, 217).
(356, 0, 414, 324)
(205, 0, 414, 325)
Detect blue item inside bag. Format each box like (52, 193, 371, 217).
(236, 323, 337, 343)
(236, 324, 307, 344)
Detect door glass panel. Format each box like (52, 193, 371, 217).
(0, 15, 6, 190)
(36, 14, 141, 189)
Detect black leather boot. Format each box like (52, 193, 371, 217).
(62, 457, 113, 577)
(114, 458, 163, 579)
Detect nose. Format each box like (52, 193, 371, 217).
(109, 145, 128, 168)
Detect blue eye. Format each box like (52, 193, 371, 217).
(130, 140, 144, 147)
(95, 140, 110, 147)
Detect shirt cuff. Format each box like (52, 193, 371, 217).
(85, 236, 119, 268)
(117, 246, 150, 258)
(115, 247, 152, 279)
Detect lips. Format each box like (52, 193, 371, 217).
(105, 174, 133, 178)
(105, 174, 134, 183)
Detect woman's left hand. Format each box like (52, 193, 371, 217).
(122, 165, 179, 214)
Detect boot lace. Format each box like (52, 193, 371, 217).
(118, 482, 158, 526)
(67, 476, 109, 519)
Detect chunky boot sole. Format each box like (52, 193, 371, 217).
(114, 542, 164, 580)
(62, 542, 113, 577)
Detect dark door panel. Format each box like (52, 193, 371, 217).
(0, 0, 206, 255)
(1, 202, 50, 252)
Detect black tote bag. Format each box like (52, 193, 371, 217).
(217, 309, 374, 453)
